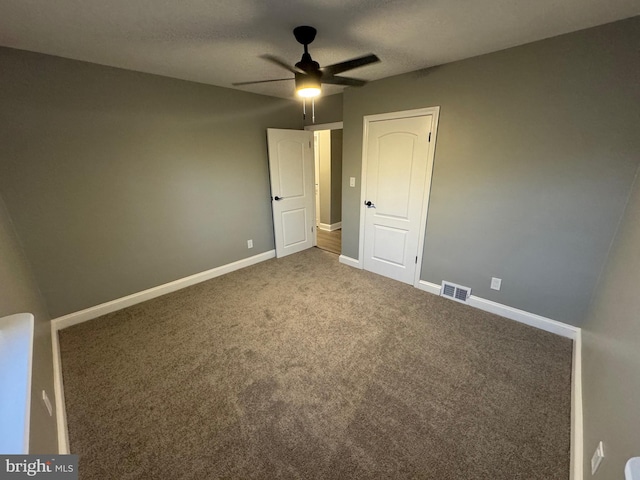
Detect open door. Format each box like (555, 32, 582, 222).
(267, 128, 315, 258)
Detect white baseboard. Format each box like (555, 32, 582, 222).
(318, 222, 342, 232)
(339, 255, 362, 269)
(415, 281, 578, 339)
(415, 280, 442, 295)
(571, 329, 583, 480)
(51, 250, 275, 331)
(468, 296, 578, 339)
(51, 325, 69, 454)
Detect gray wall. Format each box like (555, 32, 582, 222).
(0, 195, 58, 453)
(0, 47, 302, 317)
(304, 93, 343, 127)
(342, 17, 640, 326)
(330, 130, 343, 225)
(581, 165, 640, 479)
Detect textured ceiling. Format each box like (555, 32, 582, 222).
(0, 0, 638, 98)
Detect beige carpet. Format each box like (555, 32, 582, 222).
(59, 248, 572, 479)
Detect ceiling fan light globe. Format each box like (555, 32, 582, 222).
(297, 87, 321, 98)
(295, 73, 322, 98)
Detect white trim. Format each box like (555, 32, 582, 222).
(412, 108, 440, 287)
(51, 250, 275, 331)
(318, 222, 342, 232)
(416, 280, 441, 295)
(339, 255, 362, 269)
(467, 296, 578, 339)
(304, 121, 343, 131)
(25, 317, 34, 454)
(570, 329, 583, 480)
(415, 281, 578, 339)
(358, 107, 440, 281)
(314, 132, 321, 237)
(51, 325, 69, 454)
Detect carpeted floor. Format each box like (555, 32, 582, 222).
(59, 248, 572, 479)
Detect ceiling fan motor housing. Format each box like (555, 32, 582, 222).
(296, 55, 321, 74)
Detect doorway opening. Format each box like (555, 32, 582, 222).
(312, 127, 343, 255)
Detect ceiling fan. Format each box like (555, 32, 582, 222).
(233, 26, 380, 98)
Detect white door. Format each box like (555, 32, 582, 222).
(267, 128, 315, 258)
(362, 115, 433, 283)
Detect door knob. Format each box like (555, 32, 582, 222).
(364, 200, 376, 208)
(274, 196, 284, 201)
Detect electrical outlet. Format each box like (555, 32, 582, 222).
(491, 277, 502, 290)
(349, 177, 356, 187)
(591, 441, 604, 475)
(247, 239, 253, 249)
(42, 390, 53, 417)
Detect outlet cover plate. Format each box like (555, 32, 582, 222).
(491, 277, 502, 290)
(42, 390, 53, 417)
(592, 441, 604, 475)
(247, 239, 253, 249)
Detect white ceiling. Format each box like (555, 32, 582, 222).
(1, 0, 638, 98)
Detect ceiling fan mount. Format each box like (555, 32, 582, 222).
(232, 25, 380, 96)
(293, 25, 317, 47)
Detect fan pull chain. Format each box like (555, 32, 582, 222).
(303, 99, 306, 120)
(312, 98, 315, 124)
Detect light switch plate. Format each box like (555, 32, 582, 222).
(349, 177, 356, 187)
(592, 441, 604, 475)
(42, 390, 53, 417)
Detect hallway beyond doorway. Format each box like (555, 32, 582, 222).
(316, 229, 341, 255)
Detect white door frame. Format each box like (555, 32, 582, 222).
(305, 121, 343, 247)
(357, 107, 440, 287)
(313, 133, 321, 230)
(304, 121, 343, 131)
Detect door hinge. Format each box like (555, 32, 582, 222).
(428, 132, 431, 142)
(415, 256, 418, 264)
(311, 226, 314, 232)
(309, 141, 312, 148)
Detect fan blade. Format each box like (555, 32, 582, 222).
(321, 54, 380, 76)
(232, 78, 294, 86)
(260, 54, 305, 74)
(321, 76, 367, 87)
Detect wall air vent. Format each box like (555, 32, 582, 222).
(441, 281, 471, 304)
